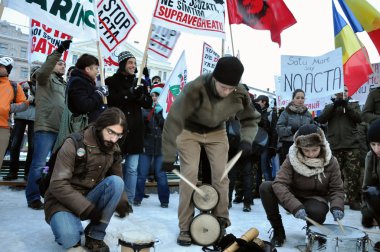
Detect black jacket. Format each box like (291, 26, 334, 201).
(142, 107, 165, 155)
(67, 69, 104, 123)
(106, 72, 153, 154)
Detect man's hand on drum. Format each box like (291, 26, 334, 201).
(294, 208, 307, 220)
(332, 209, 344, 221)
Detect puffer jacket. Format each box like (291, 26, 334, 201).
(34, 50, 66, 133)
(14, 81, 36, 121)
(272, 144, 345, 215)
(142, 106, 165, 155)
(44, 126, 125, 223)
(276, 103, 313, 143)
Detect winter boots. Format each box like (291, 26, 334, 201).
(85, 236, 110, 252)
(177, 231, 192, 246)
(269, 219, 286, 247)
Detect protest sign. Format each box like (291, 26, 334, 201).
(200, 42, 219, 75)
(352, 62, 380, 105)
(148, 24, 180, 61)
(4, 0, 96, 40)
(277, 48, 344, 111)
(152, 0, 225, 38)
(158, 51, 187, 118)
(29, 19, 72, 63)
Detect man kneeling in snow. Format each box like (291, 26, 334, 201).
(44, 108, 131, 252)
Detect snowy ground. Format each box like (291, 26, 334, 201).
(0, 186, 379, 252)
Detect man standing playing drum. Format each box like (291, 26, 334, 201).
(161, 56, 261, 246)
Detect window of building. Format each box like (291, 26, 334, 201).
(20, 47, 27, 59)
(21, 67, 28, 79)
(0, 43, 8, 54)
(163, 72, 167, 81)
(158, 71, 162, 78)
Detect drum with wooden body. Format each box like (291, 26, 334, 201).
(190, 213, 222, 246)
(306, 224, 368, 252)
(192, 184, 219, 211)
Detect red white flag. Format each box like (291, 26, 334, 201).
(227, 0, 297, 46)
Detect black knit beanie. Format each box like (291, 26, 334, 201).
(213, 56, 244, 86)
(368, 118, 380, 143)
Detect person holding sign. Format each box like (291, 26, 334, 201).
(161, 56, 261, 246)
(260, 124, 345, 247)
(318, 86, 362, 210)
(276, 89, 313, 163)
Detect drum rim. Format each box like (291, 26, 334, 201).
(189, 213, 221, 246)
(191, 183, 220, 211)
(118, 239, 155, 248)
(308, 224, 366, 239)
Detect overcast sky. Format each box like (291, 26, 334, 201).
(1, 0, 380, 92)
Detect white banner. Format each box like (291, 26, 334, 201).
(280, 49, 344, 104)
(352, 62, 380, 105)
(148, 24, 180, 61)
(152, 0, 225, 39)
(200, 42, 219, 75)
(158, 51, 187, 118)
(4, 0, 97, 40)
(98, 0, 137, 53)
(29, 19, 72, 64)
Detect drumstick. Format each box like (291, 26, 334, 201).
(220, 150, 242, 182)
(172, 169, 207, 198)
(336, 219, 345, 234)
(305, 217, 331, 234)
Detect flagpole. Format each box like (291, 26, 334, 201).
(221, 39, 225, 56)
(93, 0, 107, 104)
(0, 1, 4, 19)
(229, 25, 235, 56)
(136, 23, 153, 86)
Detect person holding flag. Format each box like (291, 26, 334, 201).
(161, 56, 261, 246)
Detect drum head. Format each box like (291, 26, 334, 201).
(309, 224, 365, 239)
(192, 184, 219, 211)
(190, 213, 221, 246)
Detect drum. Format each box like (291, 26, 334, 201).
(306, 224, 368, 252)
(118, 231, 155, 252)
(190, 213, 221, 246)
(192, 184, 219, 211)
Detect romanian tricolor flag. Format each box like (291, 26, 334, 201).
(333, 2, 373, 97)
(338, 0, 380, 55)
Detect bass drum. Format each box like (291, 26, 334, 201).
(192, 184, 219, 211)
(190, 213, 221, 246)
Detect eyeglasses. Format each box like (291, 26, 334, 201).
(105, 127, 124, 139)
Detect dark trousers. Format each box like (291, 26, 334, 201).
(9, 119, 34, 177)
(259, 181, 329, 226)
(280, 141, 293, 164)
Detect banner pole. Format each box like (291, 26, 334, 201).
(136, 23, 154, 86)
(229, 24, 235, 56)
(93, 0, 107, 104)
(221, 39, 225, 57)
(0, 1, 4, 20)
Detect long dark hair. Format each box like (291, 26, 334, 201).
(94, 107, 127, 135)
(292, 89, 305, 99)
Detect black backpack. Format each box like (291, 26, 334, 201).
(38, 132, 86, 198)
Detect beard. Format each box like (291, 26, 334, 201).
(95, 129, 115, 153)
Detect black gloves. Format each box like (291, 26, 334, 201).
(57, 39, 72, 53)
(96, 85, 109, 97)
(130, 85, 145, 96)
(291, 125, 298, 134)
(161, 162, 174, 172)
(334, 99, 348, 108)
(238, 141, 252, 157)
(115, 201, 133, 218)
(143, 67, 149, 77)
(87, 208, 102, 223)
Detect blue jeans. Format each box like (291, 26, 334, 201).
(270, 154, 280, 179)
(49, 176, 124, 249)
(123, 154, 139, 202)
(135, 154, 170, 204)
(25, 131, 57, 203)
(260, 148, 272, 181)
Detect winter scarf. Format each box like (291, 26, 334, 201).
(287, 101, 308, 114)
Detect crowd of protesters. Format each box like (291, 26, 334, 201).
(1, 39, 380, 251)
